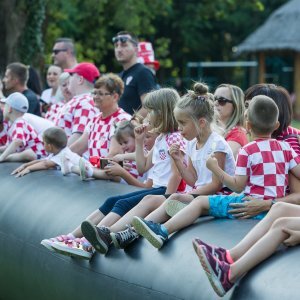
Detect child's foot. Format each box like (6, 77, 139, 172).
(79, 158, 93, 181)
(110, 226, 139, 249)
(51, 238, 94, 260)
(193, 238, 232, 264)
(81, 221, 111, 254)
(193, 240, 233, 297)
(165, 199, 189, 217)
(132, 217, 168, 249)
(40, 234, 74, 251)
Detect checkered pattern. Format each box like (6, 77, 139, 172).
(277, 126, 300, 156)
(8, 118, 46, 157)
(0, 121, 9, 146)
(55, 93, 98, 137)
(235, 139, 300, 199)
(166, 132, 186, 152)
(45, 102, 64, 123)
(85, 108, 131, 157)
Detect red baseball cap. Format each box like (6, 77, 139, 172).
(65, 62, 100, 83)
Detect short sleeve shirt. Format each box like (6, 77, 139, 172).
(119, 63, 157, 115)
(55, 93, 98, 137)
(0, 121, 9, 146)
(84, 108, 131, 158)
(8, 118, 46, 157)
(45, 102, 64, 123)
(225, 126, 248, 147)
(276, 126, 300, 156)
(235, 139, 300, 199)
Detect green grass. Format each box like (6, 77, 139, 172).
(292, 119, 300, 129)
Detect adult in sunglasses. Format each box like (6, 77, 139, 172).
(113, 31, 157, 116)
(229, 83, 300, 220)
(52, 38, 78, 70)
(214, 84, 248, 158)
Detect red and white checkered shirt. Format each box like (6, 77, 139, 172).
(0, 121, 9, 146)
(55, 93, 98, 137)
(45, 102, 64, 123)
(235, 138, 300, 199)
(8, 118, 46, 157)
(85, 108, 131, 158)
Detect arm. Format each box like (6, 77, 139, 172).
(169, 144, 197, 187)
(11, 159, 43, 175)
(69, 132, 88, 156)
(68, 132, 82, 146)
(0, 140, 24, 162)
(165, 158, 183, 194)
(15, 160, 56, 177)
(106, 136, 123, 158)
(192, 152, 226, 195)
(227, 141, 242, 160)
(112, 152, 136, 162)
(206, 154, 248, 193)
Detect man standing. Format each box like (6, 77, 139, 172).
(3, 62, 41, 116)
(55, 62, 99, 145)
(52, 38, 78, 69)
(113, 31, 157, 116)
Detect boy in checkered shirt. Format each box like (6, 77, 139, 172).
(0, 92, 46, 162)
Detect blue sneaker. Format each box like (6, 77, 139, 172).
(132, 216, 168, 249)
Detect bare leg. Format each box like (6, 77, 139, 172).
(71, 209, 104, 237)
(98, 212, 122, 227)
(229, 202, 300, 261)
(163, 196, 209, 234)
(110, 195, 166, 232)
(5, 149, 36, 162)
(230, 217, 300, 282)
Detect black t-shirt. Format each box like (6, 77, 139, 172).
(22, 89, 41, 116)
(119, 63, 156, 115)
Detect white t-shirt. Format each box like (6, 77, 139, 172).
(47, 147, 81, 169)
(186, 132, 235, 188)
(23, 113, 54, 137)
(41, 88, 64, 104)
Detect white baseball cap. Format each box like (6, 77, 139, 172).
(4, 92, 29, 113)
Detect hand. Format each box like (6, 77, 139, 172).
(282, 228, 300, 247)
(134, 124, 147, 142)
(169, 144, 182, 161)
(11, 164, 27, 175)
(104, 161, 124, 176)
(122, 161, 132, 172)
(228, 196, 269, 219)
(15, 168, 30, 177)
(112, 154, 125, 162)
(206, 154, 219, 171)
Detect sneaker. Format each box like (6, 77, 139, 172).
(110, 226, 139, 249)
(132, 216, 168, 249)
(60, 153, 71, 176)
(81, 221, 111, 254)
(193, 239, 233, 297)
(193, 238, 232, 264)
(79, 158, 93, 181)
(165, 199, 189, 217)
(51, 238, 94, 260)
(41, 234, 74, 251)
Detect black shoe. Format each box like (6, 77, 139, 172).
(110, 226, 139, 249)
(81, 221, 111, 254)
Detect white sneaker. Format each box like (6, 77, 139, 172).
(51, 239, 94, 260)
(79, 158, 93, 181)
(41, 234, 74, 251)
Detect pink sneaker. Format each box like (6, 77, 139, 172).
(51, 238, 94, 260)
(193, 238, 233, 264)
(193, 239, 233, 297)
(41, 234, 74, 251)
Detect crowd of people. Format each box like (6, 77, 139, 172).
(1, 30, 300, 297)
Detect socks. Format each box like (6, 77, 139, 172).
(161, 224, 169, 236)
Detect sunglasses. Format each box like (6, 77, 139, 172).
(52, 49, 68, 55)
(112, 36, 138, 46)
(214, 96, 233, 106)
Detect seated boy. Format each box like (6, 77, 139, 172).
(12, 127, 81, 177)
(132, 95, 300, 249)
(0, 93, 46, 162)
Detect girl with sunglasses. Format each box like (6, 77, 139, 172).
(214, 84, 248, 158)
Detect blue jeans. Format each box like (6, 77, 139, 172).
(99, 187, 167, 217)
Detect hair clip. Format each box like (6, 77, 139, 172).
(196, 95, 206, 102)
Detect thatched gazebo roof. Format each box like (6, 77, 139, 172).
(237, 0, 300, 53)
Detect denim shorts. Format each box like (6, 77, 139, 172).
(208, 193, 266, 220)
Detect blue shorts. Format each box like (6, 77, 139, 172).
(208, 193, 266, 220)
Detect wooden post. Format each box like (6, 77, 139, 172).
(294, 52, 300, 119)
(258, 52, 265, 83)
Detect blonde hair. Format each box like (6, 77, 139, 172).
(143, 88, 179, 134)
(114, 120, 135, 143)
(175, 82, 216, 133)
(59, 72, 70, 85)
(216, 84, 245, 135)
